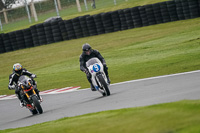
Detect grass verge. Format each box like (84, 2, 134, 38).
(1, 17, 200, 95)
(2, 100, 200, 133)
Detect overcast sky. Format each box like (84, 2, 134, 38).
(12, 0, 46, 8)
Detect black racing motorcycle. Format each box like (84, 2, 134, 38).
(18, 75, 43, 115)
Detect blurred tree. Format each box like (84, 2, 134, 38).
(0, 0, 19, 10)
(92, 0, 96, 9)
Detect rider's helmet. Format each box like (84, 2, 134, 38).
(82, 43, 91, 51)
(13, 63, 23, 76)
(82, 43, 92, 55)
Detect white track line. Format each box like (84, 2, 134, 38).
(78, 70, 200, 91)
(0, 86, 80, 101)
(111, 70, 200, 86)
(1, 70, 200, 100)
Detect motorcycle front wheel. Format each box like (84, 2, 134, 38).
(98, 74, 110, 96)
(30, 109, 38, 115)
(32, 95, 43, 114)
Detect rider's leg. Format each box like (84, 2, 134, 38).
(15, 88, 25, 107)
(103, 65, 110, 84)
(86, 73, 96, 91)
(32, 80, 42, 101)
(34, 88, 41, 98)
(15, 88, 22, 101)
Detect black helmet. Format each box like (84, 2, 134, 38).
(82, 43, 91, 52)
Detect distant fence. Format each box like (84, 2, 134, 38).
(0, 0, 128, 24)
(0, 0, 80, 24)
(0, 0, 200, 54)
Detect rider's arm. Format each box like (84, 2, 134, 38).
(79, 55, 87, 72)
(94, 50, 106, 65)
(8, 74, 15, 90)
(22, 68, 36, 78)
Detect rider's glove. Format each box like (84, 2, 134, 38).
(84, 70, 91, 78)
(84, 70, 89, 75)
(30, 74, 37, 78)
(9, 85, 15, 90)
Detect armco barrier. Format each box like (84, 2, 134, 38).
(0, 0, 200, 54)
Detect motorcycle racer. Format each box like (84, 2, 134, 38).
(79, 43, 110, 91)
(8, 63, 41, 107)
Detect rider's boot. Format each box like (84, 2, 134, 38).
(107, 75, 111, 84)
(16, 94, 25, 108)
(37, 94, 43, 102)
(19, 100, 25, 108)
(39, 95, 43, 102)
(104, 66, 110, 84)
(90, 83, 96, 91)
(15, 89, 25, 107)
(87, 76, 96, 91)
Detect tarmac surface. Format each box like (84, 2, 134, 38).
(0, 70, 199, 130)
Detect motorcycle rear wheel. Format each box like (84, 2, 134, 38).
(98, 74, 110, 96)
(32, 95, 43, 114)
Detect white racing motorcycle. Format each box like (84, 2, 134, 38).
(86, 57, 111, 96)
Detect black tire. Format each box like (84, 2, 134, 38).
(2, 33, 13, 52)
(98, 74, 110, 96)
(30, 109, 38, 115)
(32, 95, 43, 114)
(0, 34, 5, 53)
(9, 32, 18, 50)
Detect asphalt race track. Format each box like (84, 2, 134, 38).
(0, 70, 200, 130)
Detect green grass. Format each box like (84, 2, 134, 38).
(2, 100, 200, 133)
(0, 1, 200, 132)
(1, 17, 200, 95)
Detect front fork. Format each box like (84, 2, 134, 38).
(23, 89, 37, 110)
(91, 73, 105, 95)
(91, 72, 101, 90)
(25, 89, 37, 100)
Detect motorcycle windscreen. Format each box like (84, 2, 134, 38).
(86, 58, 100, 67)
(18, 75, 32, 88)
(18, 75, 30, 82)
